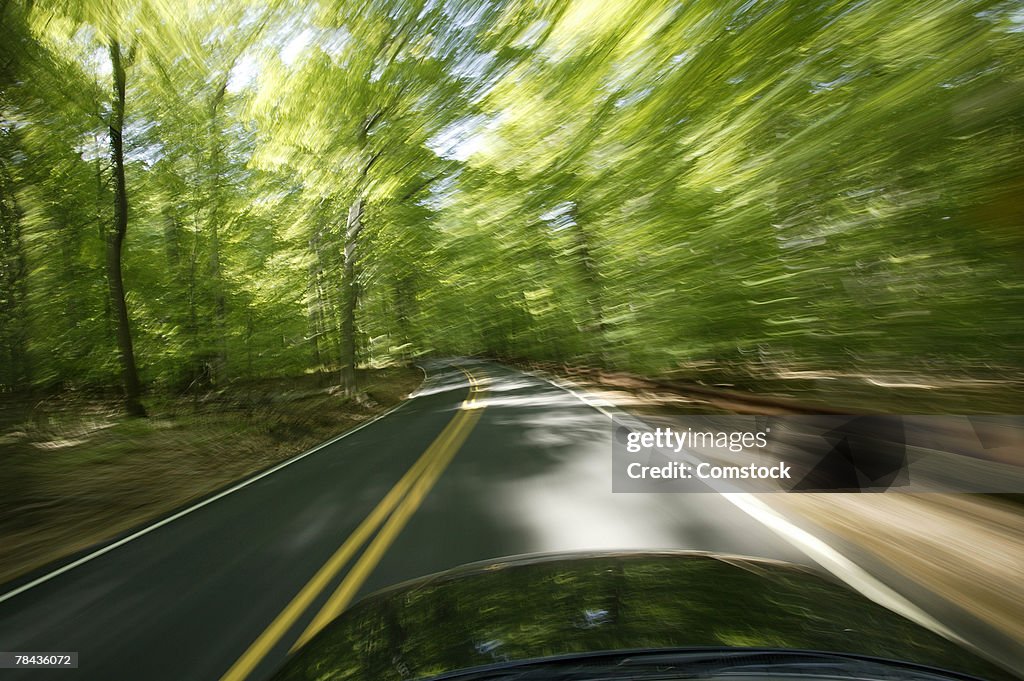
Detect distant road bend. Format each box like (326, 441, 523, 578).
(0, 359, 1016, 680)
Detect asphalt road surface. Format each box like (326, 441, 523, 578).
(0, 360, 1013, 680)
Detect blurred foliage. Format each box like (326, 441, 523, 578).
(1, 0, 1021, 404)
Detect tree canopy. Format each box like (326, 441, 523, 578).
(1, 0, 1021, 408)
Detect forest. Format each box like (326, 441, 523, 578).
(2, 0, 1022, 414)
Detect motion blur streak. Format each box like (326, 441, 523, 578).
(1, 0, 1022, 679)
(0, 0, 1021, 411)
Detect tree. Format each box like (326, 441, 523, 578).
(1, 0, 1021, 412)
(248, 0, 495, 394)
(106, 38, 146, 415)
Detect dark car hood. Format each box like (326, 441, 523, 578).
(272, 551, 1012, 681)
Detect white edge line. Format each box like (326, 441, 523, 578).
(406, 364, 430, 398)
(518, 368, 617, 419)
(717, 492, 966, 644)
(519, 364, 969, 647)
(0, 368, 429, 606)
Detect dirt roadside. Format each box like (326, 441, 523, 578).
(0, 367, 423, 586)
(772, 493, 1024, 647)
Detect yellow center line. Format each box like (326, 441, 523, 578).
(219, 366, 484, 681)
(291, 384, 482, 650)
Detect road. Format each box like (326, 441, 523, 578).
(0, 360, 1013, 679)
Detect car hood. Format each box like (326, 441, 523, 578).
(271, 551, 1012, 681)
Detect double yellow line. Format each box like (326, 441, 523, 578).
(220, 367, 485, 681)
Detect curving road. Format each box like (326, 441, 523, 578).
(0, 360, 1015, 679)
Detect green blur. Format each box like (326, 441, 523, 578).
(1, 0, 1021, 410)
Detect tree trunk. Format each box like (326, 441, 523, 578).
(0, 158, 31, 388)
(206, 83, 228, 383)
(94, 131, 114, 346)
(306, 239, 325, 372)
(393, 274, 416, 355)
(311, 232, 335, 385)
(106, 39, 146, 417)
(339, 196, 363, 394)
(337, 151, 379, 395)
(571, 202, 604, 336)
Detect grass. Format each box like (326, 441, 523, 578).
(0, 367, 423, 586)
